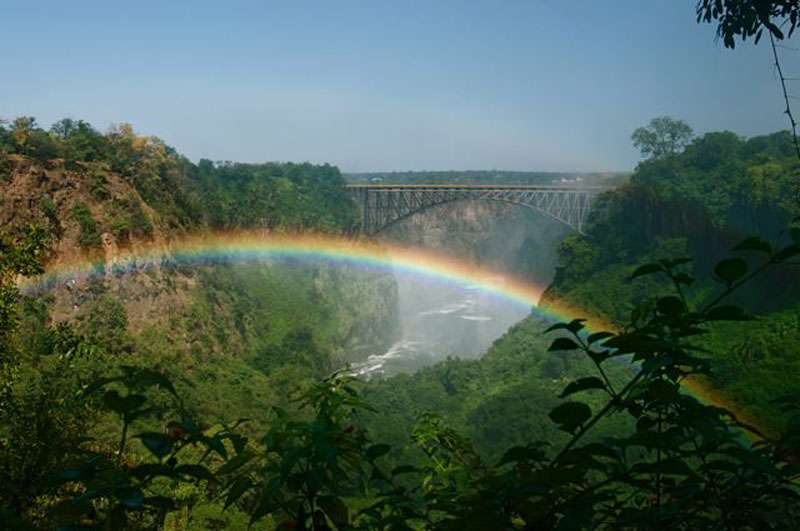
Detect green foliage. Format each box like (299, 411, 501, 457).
(2, 116, 359, 236)
(545, 125, 800, 436)
(3, 230, 800, 528)
(49, 366, 232, 529)
(697, 0, 800, 47)
(40, 195, 62, 239)
(240, 374, 380, 529)
(194, 160, 357, 231)
(80, 294, 135, 356)
(0, 226, 48, 361)
(50, 118, 108, 164)
(631, 116, 694, 160)
(72, 201, 102, 248)
(110, 198, 153, 242)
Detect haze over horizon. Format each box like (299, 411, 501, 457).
(1, 0, 796, 173)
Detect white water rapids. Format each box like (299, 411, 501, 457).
(351, 272, 531, 379)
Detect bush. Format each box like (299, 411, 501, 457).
(72, 201, 101, 248)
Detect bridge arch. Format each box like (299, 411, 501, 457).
(346, 184, 606, 235)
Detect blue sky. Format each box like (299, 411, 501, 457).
(0, 1, 794, 172)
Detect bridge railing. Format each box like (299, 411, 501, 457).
(346, 183, 611, 235)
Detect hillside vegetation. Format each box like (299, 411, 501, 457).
(2, 115, 800, 529)
(0, 117, 401, 527)
(543, 128, 800, 434)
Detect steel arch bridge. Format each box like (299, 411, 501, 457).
(346, 184, 608, 235)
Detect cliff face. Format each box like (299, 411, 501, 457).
(379, 199, 573, 289)
(2, 156, 399, 371)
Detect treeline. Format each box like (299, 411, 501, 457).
(543, 124, 800, 433)
(547, 128, 800, 316)
(346, 169, 628, 187)
(0, 117, 357, 234)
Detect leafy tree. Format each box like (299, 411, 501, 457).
(697, 0, 800, 48)
(10, 117, 36, 155)
(632, 116, 694, 161)
(50, 118, 108, 164)
(81, 295, 135, 356)
(0, 226, 48, 363)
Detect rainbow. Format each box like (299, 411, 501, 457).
(23, 231, 595, 326)
(20, 231, 762, 438)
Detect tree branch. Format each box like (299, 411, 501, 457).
(770, 32, 800, 161)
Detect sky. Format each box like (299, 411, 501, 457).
(0, 1, 796, 172)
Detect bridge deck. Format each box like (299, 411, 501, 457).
(346, 183, 610, 191)
(346, 183, 608, 234)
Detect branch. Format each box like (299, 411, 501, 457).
(770, 32, 800, 162)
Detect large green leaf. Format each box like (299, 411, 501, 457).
(317, 495, 348, 525)
(559, 377, 607, 398)
(549, 402, 592, 433)
(136, 432, 174, 459)
(548, 337, 581, 352)
(713, 258, 748, 285)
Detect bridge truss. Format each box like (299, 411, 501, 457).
(346, 184, 606, 235)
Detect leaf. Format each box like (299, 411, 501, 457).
(548, 337, 581, 352)
(565, 319, 586, 333)
(630, 263, 663, 280)
(370, 466, 387, 481)
(56, 468, 88, 482)
(129, 463, 176, 480)
(559, 377, 607, 398)
(133, 369, 177, 396)
(545, 319, 585, 334)
(656, 296, 684, 316)
(587, 331, 614, 344)
(713, 258, 748, 285)
(82, 376, 123, 396)
(202, 434, 228, 460)
(115, 486, 145, 509)
(549, 402, 592, 433)
(143, 496, 176, 511)
(317, 496, 348, 525)
(544, 322, 570, 333)
(224, 476, 253, 511)
(660, 257, 692, 269)
(136, 432, 174, 459)
(390, 465, 418, 476)
(216, 451, 254, 476)
(103, 391, 146, 416)
(773, 243, 800, 262)
(705, 305, 755, 321)
(175, 464, 216, 482)
(734, 236, 772, 254)
(366, 443, 391, 461)
(498, 445, 548, 466)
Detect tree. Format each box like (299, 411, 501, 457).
(51, 118, 107, 163)
(632, 116, 694, 161)
(10, 117, 36, 155)
(696, 0, 800, 48)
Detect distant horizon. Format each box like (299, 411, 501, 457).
(1, 113, 788, 175)
(2, 1, 795, 173)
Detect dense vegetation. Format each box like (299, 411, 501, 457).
(3, 213, 800, 529)
(544, 124, 800, 434)
(0, 117, 357, 234)
(3, 121, 800, 530)
(3, 4, 800, 527)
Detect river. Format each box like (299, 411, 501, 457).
(351, 272, 531, 378)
